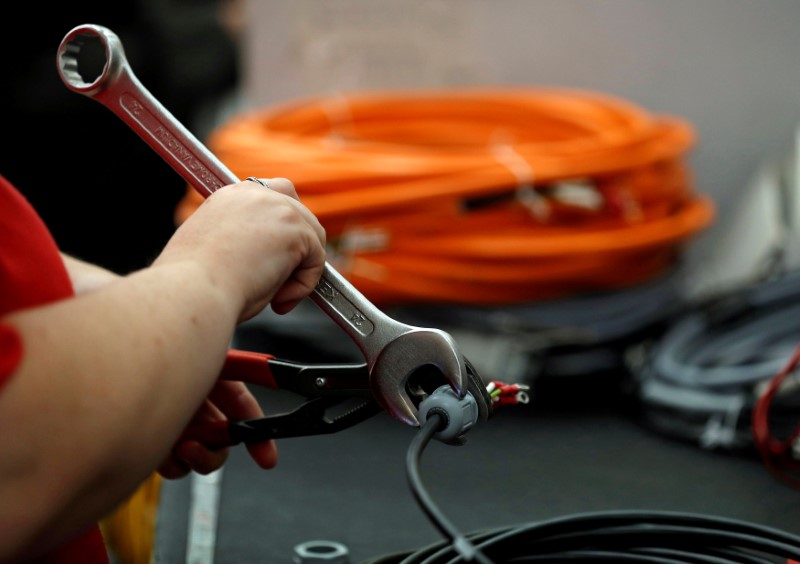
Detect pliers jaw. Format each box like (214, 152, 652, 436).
(228, 396, 383, 441)
(183, 352, 381, 448)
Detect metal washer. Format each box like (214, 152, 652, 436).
(293, 540, 349, 563)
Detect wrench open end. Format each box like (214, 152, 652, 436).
(57, 24, 119, 96)
(369, 328, 468, 426)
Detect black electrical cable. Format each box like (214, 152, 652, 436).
(383, 272, 800, 564)
(398, 413, 800, 564)
(364, 510, 800, 563)
(406, 413, 492, 564)
(394, 382, 800, 564)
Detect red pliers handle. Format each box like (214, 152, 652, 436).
(181, 349, 380, 449)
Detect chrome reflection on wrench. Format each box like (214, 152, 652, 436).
(56, 24, 467, 425)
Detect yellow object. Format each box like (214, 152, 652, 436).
(100, 473, 163, 564)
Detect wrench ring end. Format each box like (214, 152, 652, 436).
(57, 24, 120, 97)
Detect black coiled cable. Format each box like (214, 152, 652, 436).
(379, 413, 800, 564)
(366, 509, 800, 563)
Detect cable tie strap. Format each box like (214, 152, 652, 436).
(452, 535, 478, 561)
(550, 178, 603, 210)
(337, 225, 390, 254)
(491, 143, 550, 220)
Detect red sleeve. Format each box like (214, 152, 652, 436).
(0, 173, 73, 392)
(0, 174, 73, 315)
(0, 323, 22, 393)
(0, 175, 109, 563)
(0, 172, 73, 394)
(30, 526, 109, 564)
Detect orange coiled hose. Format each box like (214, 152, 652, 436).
(175, 87, 715, 306)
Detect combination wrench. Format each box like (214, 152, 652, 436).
(56, 23, 488, 427)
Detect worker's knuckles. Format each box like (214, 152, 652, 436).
(176, 440, 229, 475)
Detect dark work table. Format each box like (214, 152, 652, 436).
(153, 371, 800, 563)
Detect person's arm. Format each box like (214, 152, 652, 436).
(0, 178, 325, 560)
(60, 253, 122, 294)
(61, 244, 276, 480)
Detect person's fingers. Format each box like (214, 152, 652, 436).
(157, 454, 192, 480)
(175, 440, 230, 475)
(189, 398, 226, 424)
(208, 380, 262, 419)
(169, 400, 228, 471)
(240, 177, 327, 248)
(262, 177, 299, 199)
(270, 297, 303, 316)
(208, 380, 279, 469)
(161, 175, 326, 322)
(270, 263, 325, 315)
(246, 439, 278, 469)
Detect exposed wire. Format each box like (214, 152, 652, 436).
(487, 381, 530, 407)
(406, 413, 492, 563)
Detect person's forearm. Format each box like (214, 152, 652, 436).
(60, 253, 121, 294)
(0, 259, 241, 558)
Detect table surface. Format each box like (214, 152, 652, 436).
(153, 374, 800, 563)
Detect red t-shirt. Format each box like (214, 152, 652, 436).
(0, 174, 109, 562)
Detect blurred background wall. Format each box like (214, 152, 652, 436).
(243, 0, 800, 295)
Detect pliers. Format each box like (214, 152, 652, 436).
(183, 349, 493, 448)
(182, 350, 382, 449)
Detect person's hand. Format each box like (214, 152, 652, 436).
(157, 377, 276, 478)
(154, 177, 326, 320)
(158, 349, 282, 478)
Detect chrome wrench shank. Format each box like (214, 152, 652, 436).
(56, 23, 466, 426)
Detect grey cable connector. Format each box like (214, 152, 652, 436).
(418, 386, 479, 443)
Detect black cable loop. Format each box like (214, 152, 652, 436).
(406, 413, 492, 564)
(374, 507, 800, 563)
(397, 412, 800, 564)
(393, 282, 800, 564)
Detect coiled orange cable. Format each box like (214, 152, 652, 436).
(175, 87, 715, 306)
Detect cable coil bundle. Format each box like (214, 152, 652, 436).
(365, 509, 800, 563)
(388, 267, 685, 382)
(176, 87, 715, 306)
(630, 269, 800, 455)
(376, 414, 800, 564)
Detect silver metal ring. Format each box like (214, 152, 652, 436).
(293, 540, 349, 563)
(245, 176, 271, 189)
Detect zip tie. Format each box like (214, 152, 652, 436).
(490, 143, 549, 220)
(321, 92, 355, 148)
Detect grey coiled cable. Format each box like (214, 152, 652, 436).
(631, 269, 800, 451)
